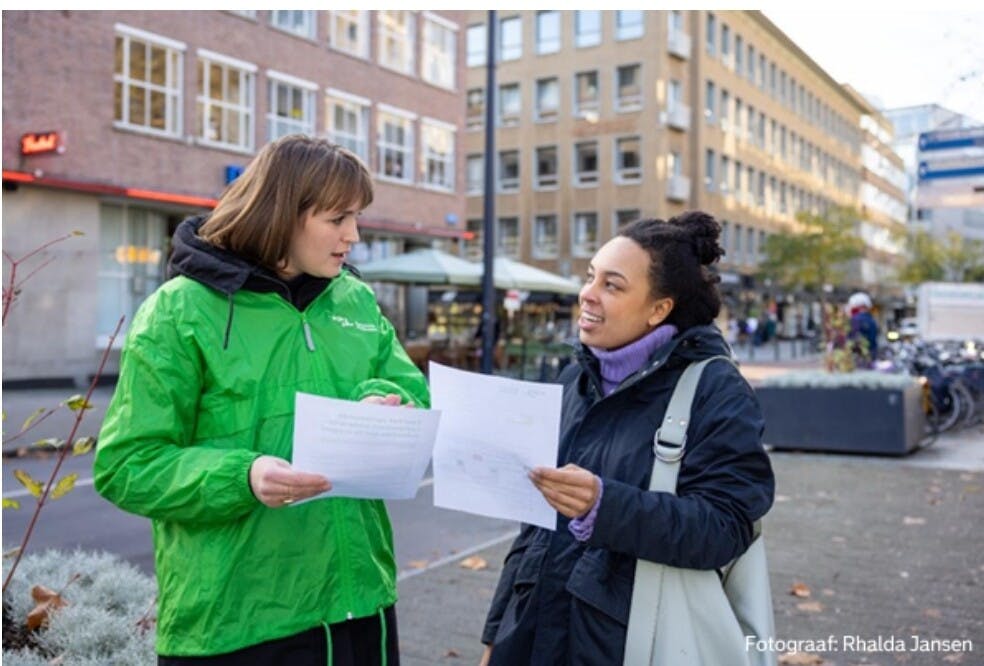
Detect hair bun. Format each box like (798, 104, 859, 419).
(668, 210, 724, 265)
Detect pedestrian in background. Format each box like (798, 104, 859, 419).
(94, 135, 428, 665)
(479, 211, 775, 664)
(847, 291, 879, 366)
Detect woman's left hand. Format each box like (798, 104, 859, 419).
(361, 393, 415, 407)
(528, 464, 599, 518)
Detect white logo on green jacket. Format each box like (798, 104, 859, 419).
(332, 314, 379, 333)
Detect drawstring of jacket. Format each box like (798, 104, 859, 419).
(321, 621, 333, 666)
(378, 607, 388, 666)
(222, 294, 235, 350)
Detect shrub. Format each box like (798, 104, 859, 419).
(759, 369, 918, 390)
(2, 549, 156, 665)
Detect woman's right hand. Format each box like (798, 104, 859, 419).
(478, 644, 492, 666)
(249, 455, 331, 508)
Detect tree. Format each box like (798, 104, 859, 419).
(759, 206, 865, 297)
(896, 229, 984, 284)
(758, 206, 866, 371)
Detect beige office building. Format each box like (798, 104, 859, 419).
(463, 10, 906, 325)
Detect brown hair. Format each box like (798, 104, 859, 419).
(199, 134, 373, 270)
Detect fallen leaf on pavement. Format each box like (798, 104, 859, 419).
(774, 494, 790, 502)
(903, 516, 926, 526)
(459, 556, 487, 571)
(407, 560, 428, 570)
(779, 652, 825, 665)
(821, 588, 835, 597)
(443, 648, 460, 658)
(26, 585, 68, 630)
(789, 582, 811, 597)
(795, 601, 824, 613)
(942, 653, 965, 663)
(923, 608, 942, 619)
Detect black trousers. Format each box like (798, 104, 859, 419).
(159, 605, 399, 666)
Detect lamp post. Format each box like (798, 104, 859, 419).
(480, 10, 497, 374)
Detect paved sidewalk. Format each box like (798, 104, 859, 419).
(397, 440, 984, 666)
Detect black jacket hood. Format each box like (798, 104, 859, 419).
(167, 215, 277, 296)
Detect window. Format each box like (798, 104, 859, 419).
(746, 165, 754, 203)
(758, 230, 767, 261)
(466, 88, 484, 130)
(734, 97, 743, 138)
(667, 79, 682, 111)
(497, 217, 520, 257)
(498, 149, 519, 191)
(271, 10, 315, 39)
(574, 71, 599, 117)
(377, 107, 414, 183)
(533, 215, 559, 258)
(500, 16, 522, 61)
(614, 209, 640, 233)
(668, 10, 683, 35)
(465, 219, 483, 259)
(721, 23, 731, 63)
(535, 77, 559, 121)
(747, 44, 755, 81)
(705, 80, 716, 123)
(746, 103, 755, 141)
(421, 119, 455, 191)
(615, 136, 641, 182)
(705, 13, 716, 55)
(466, 154, 483, 194)
(498, 83, 521, 126)
(422, 13, 457, 89)
(378, 11, 415, 75)
(575, 10, 601, 48)
(616, 64, 641, 111)
(328, 11, 368, 58)
(536, 11, 561, 54)
(572, 212, 599, 257)
(758, 53, 766, 89)
(616, 10, 644, 40)
(668, 151, 682, 178)
(705, 148, 716, 191)
(326, 90, 370, 162)
(720, 220, 730, 255)
(98, 204, 167, 343)
(466, 24, 486, 67)
(720, 88, 730, 129)
(747, 227, 756, 262)
(734, 160, 743, 195)
(114, 26, 184, 137)
(535, 145, 558, 188)
(735, 34, 743, 72)
(733, 223, 743, 261)
(757, 171, 766, 206)
(574, 141, 598, 186)
(196, 50, 256, 151)
(227, 10, 255, 19)
(769, 61, 776, 96)
(267, 72, 316, 140)
(720, 155, 730, 193)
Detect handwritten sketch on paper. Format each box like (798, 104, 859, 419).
(291, 392, 440, 502)
(429, 362, 561, 530)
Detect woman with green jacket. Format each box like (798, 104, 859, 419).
(94, 135, 429, 665)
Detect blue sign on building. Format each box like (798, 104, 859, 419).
(918, 159, 984, 181)
(918, 126, 984, 152)
(225, 165, 245, 184)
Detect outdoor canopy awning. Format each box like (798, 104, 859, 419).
(354, 249, 581, 295)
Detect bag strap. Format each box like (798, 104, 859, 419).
(648, 356, 734, 494)
(624, 355, 735, 666)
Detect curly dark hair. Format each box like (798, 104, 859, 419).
(618, 210, 725, 331)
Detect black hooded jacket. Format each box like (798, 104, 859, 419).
(483, 325, 775, 665)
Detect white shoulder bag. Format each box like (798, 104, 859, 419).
(623, 356, 777, 666)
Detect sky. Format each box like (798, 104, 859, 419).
(764, 9, 984, 123)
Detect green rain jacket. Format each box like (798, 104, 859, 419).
(94, 216, 430, 656)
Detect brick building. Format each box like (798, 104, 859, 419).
(2, 10, 467, 384)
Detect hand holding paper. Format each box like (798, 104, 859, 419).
(290, 392, 440, 502)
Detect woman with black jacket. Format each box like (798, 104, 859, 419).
(480, 211, 775, 665)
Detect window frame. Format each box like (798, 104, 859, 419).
(326, 88, 371, 164)
(422, 12, 458, 90)
(113, 24, 185, 139)
(420, 117, 456, 192)
(378, 10, 416, 76)
(497, 149, 520, 192)
(615, 10, 644, 41)
(270, 10, 316, 40)
(328, 10, 369, 59)
(534, 144, 559, 190)
(376, 104, 416, 184)
(573, 140, 599, 187)
(195, 48, 256, 153)
(614, 135, 641, 183)
(535, 77, 560, 122)
(574, 70, 600, 118)
(535, 11, 561, 54)
(532, 214, 559, 259)
(575, 10, 602, 48)
(615, 63, 642, 112)
(571, 211, 599, 258)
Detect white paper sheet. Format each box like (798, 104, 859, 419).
(429, 362, 561, 530)
(291, 392, 441, 501)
